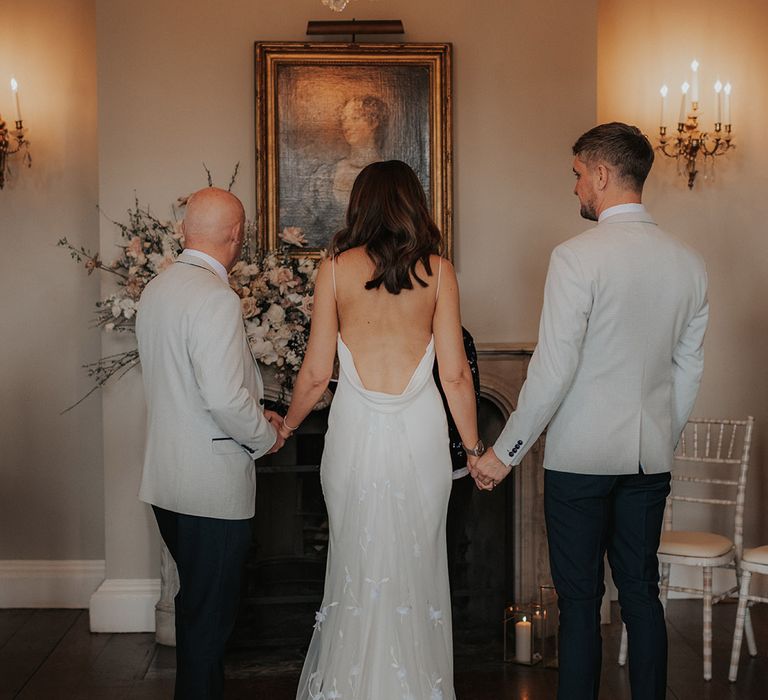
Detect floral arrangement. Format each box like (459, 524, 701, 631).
(60, 184, 321, 410)
(229, 227, 321, 395)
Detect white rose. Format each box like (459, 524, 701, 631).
(245, 320, 269, 339)
(250, 338, 278, 365)
(120, 298, 137, 319)
(265, 303, 285, 326)
(298, 258, 315, 276)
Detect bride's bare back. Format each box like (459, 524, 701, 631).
(334, 247, 440, 395)
(282, 160, 477, 459)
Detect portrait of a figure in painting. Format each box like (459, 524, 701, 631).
(276, 64, 431, 249)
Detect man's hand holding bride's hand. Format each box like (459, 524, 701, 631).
(466, 455, 489, 491)
(472, 449, 512, 491)
(264, 409, 286, 454)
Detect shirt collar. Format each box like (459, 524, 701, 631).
(598, 203, 646, 222)
(182, 249, 229, 284)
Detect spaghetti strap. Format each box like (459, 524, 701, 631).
(331, 256, 337, 301)
(435, 256, 443, 302)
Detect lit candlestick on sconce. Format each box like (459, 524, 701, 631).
(659, 85, 668, 128)
(690, 59, 700, 104)
(515, 615, 532, 664)
(679, 82, 690, 124)
(714, 81, 723, 124)
(657, 62, 735, 189)
(10, 78, 22, 123)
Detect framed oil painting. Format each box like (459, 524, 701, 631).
(254, 42, 453, 257)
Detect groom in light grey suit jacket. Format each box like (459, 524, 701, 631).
(136, 187, 280, 700)
(474, 123, 708, 700)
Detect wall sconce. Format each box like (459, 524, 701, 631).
(657, 60, 734, 189)
(0, 78, 32, 190)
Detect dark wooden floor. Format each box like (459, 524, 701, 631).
(1, 601, 766, 699)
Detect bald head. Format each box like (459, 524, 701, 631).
(182, 187, 245, 270)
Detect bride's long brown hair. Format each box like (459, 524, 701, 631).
(330, 160, 442, 295)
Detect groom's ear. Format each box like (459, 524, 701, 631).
(595, 163, 610, 191)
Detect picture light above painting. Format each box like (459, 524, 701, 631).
(254, 42, 453, 258)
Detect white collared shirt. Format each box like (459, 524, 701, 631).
(598, 203, 646, 222)
(183, 249, 229, 284)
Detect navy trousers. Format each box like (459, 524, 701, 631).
(153, 506, 252, 700)
(544, 468, 671, 700)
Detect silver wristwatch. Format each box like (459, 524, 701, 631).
(463, 439, 486, 457)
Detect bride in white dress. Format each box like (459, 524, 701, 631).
(276, 160, 481, 700)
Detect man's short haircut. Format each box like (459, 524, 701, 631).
(572, 122, 654, 191)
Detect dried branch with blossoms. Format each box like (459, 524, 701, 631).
(60, 191, 321, 411)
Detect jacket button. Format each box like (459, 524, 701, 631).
(508, 451, 514, 457)
(517, 440, 523, 446)
(259, 398, 265, 405)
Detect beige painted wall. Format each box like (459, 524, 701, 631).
(5, 0, 763, 593)
(598, 0, 768, 553)
(0, 0, 103, 560)
(95, 0, 597, 579)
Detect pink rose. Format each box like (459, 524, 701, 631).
(125, 237, 147, 265)
(279, 227, 307, 247)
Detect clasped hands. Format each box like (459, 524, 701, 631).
(468, 449, 512, 492)
(264, 409, 290, 454)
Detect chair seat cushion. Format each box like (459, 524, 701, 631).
(659, 531, 733, 558)
(743, 545, 768, 567)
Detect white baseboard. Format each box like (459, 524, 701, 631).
(0, 560, 105, 608)
(89, 578, 160, 633)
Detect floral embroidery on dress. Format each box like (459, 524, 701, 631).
(314, 601, 339, 630)
(359, 528, 373, 555)
(308, 671, 325, 700)
(365, 576, 390, 600)
(326, 679, 342, 699)
(424, 673, 444, 700)
(390, 647, 414, 700)
(428, 605, 444, 627)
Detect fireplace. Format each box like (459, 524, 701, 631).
(227, 343, 550, 652)
(155, 344, 551, 659)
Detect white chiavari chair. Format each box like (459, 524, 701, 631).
(618, 416, 755, 680)
(728, 545, 768, 681)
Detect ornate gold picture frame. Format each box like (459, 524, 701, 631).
(254, 42, 453, 257)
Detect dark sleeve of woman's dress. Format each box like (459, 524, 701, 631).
(433, 326, 481, 474)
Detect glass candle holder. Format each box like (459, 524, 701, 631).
(538, 584, 559, 669)
(503, 602, 543, 665)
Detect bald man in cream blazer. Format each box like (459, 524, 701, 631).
(136, 188, 279, 700)
(473, 124, 708, 700)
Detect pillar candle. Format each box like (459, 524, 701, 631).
(679, 82, 690, 124)
(659, 85, 668, 128)
(724, 83, 732, 125)
(714, 81, 723, 123)
(10, 78, 21, 122)
(690, 60, 699, 103)
(515, 616, 532, 663)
